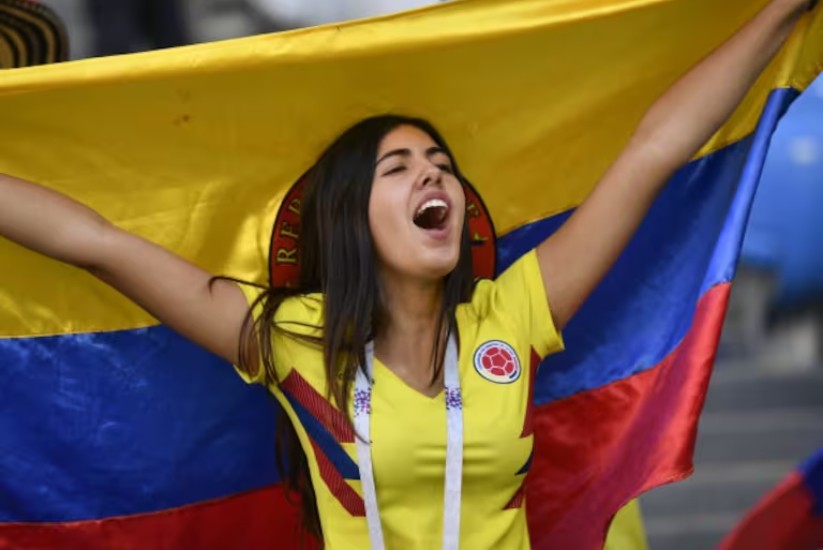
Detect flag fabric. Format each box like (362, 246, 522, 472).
(718, 448, 823, 550)
(0, 0, 821, 548)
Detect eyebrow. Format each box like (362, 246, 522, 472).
(375, 146, 449, 167)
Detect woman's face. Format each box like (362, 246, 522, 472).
(368, 125, 466, 285)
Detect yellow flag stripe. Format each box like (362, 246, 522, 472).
(0, 0, 820, 337)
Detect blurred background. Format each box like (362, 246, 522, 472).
(16, 0, 823, 547)
(43, 0, 447, 59)
(643, 72, 823, 548)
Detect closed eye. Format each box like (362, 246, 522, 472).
(438, 163, 454, 174)
(382, 165, 406, 176)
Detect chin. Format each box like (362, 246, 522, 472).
(417, 254, 461, 280)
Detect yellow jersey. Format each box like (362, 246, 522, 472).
(236, 249, 563, 549)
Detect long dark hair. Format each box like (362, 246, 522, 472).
(235, 115, 476, 539)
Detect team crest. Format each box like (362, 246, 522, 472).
(473, 341, 521, 384)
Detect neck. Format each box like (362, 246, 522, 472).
(379, 272, 443, 342)
(373, 270, 446, 392)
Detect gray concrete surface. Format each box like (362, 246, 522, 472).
(641, 365, 823, 549)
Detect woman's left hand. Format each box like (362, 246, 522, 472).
(536, 0, 816, 330)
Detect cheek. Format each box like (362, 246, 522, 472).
(455, 191, 467, 226)
(368, 183, 405, 250)
(450, 182, 467, 228)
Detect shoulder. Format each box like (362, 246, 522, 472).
(236, 284, 323, 325)
(462, 249, 542, 318)
(458, 249, 564, 359)
(462, 277, 494, 319)
(274, 292, 324, 335)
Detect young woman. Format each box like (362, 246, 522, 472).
(0, 0, 817, 547)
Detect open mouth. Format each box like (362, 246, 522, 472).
(413, 198, 450, 231)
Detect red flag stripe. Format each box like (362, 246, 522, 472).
(0, 485, 321, 550)
(526, 282, 730, 549)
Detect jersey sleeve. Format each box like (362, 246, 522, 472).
(232, 283, 269, 385)
(476, 248, 564, 359)
(232, 283, 323, 386)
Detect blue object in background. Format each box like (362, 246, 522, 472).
(742, 75, 823, 308)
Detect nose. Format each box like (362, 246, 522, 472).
(420, 165, 443, 188)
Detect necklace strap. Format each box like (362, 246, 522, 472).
(354, 342, 386, 550)
(442, 335, 463, 550)
(354, 335, 464, 549)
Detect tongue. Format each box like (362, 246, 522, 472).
(414, 206, 448, 230)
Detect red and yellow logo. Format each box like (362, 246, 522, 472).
(473, 341, 521, 384)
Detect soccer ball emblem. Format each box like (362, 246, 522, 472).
(474, 341, 521, 384)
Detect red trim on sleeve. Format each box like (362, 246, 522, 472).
(520, 347, 541, 438)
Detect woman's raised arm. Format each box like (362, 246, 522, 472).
(537, 0, 816, 330)
(0, 173, 253, 365)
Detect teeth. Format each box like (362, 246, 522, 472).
(416, 198, 448, 217)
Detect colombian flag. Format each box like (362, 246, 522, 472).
(718, 448, 823, 549)
(0, 0, 821, 548)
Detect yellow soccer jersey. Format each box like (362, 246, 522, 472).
(235, 249, 563, 549)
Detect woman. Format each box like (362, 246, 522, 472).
(0, 0, 817, 547)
